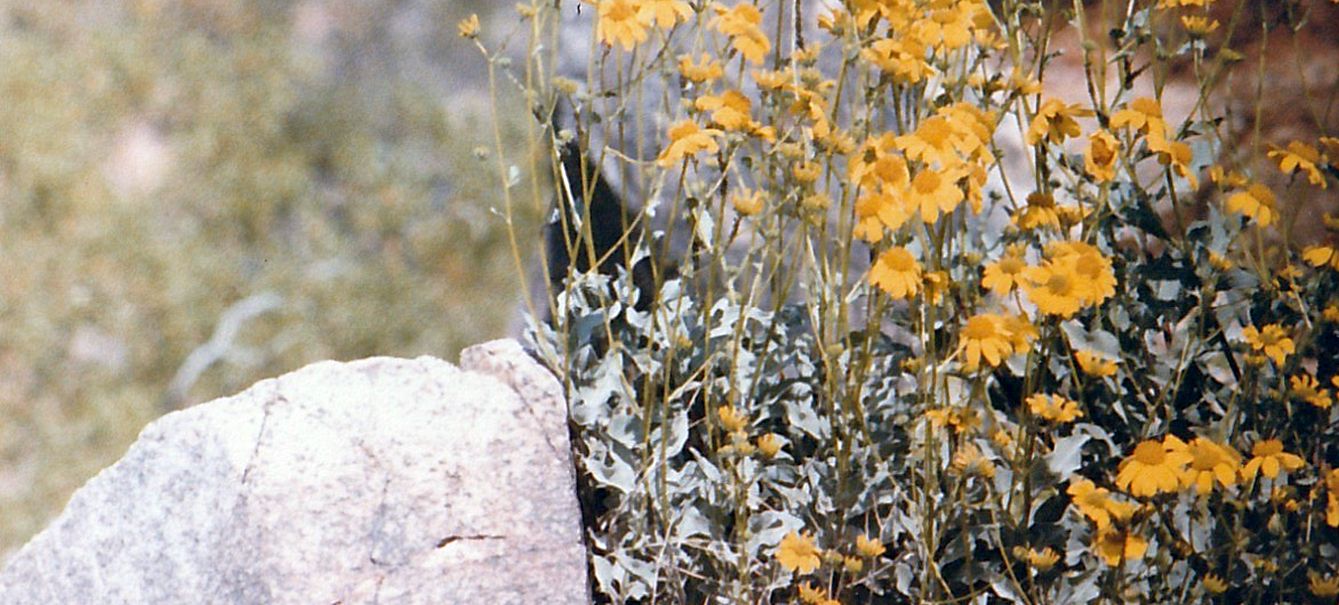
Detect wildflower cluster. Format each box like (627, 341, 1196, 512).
(479, 0, 1339, 602)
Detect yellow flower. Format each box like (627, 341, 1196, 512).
(907, 168, 966, 223)
(1310, 573, 1339, 598)
(1116, 435, 1193, 497)
(756, 433, 782, 457)
(717, 405, 749, 433)
(957, 314, 1013, 372)
(729, 188, 765, 217)
(1110, 97, 1166, 137)
(1147, 131, 1198, 189)
(924, 405, 981, 434)
(895, 116, 964, 168)
(1180, 437, 1241, 495)
(792, 161, 822, 184)
(777, 531, 822, 574)
(1027, 393, 1083, 423)
(1202, 573, 1229, 595)
(862, 37, 934, 83)
(1075, 350, 1118, 377)
(1022, 260, 1085, 318)
(1180, 15, 1220, 37)
(596, 0, 650, 50)
(856, 534, 886, 558)
(1027, 98, 1093, 146)
(797, 581, 825, 603)
(1210, 165, 1249, 188)
(1326, 468, 1339, 527)
(456, 13, 480, 38)
(869, 246, 922, 299)
(1013, 192, 1061, 230)
(678, 54, 724, 83)
(711, 3, 771, 64)
(982, 252, 1027, 295)
(1240, 323, 1294, 366)
(1067, 479, 1137, 530)
(1085, 130, 1120, 182)
(1093, 526, 1148, 566)
(951, 442, 996, 478)
(843, 555, 864, 573)
(849, 133, 909, 189)
(656, 120, 720, 167)
(1024, 547, 1061, 572)
(1303, 245, 1339, 271)
(1268, 140, 1327, 188)
(1290, 374, 1333, 409)
(1242, 439, 1305, 481)
(638, 0, 692, 29)
(1049, 241, 1116, 305)
(1001, 314, 1039, 354)
(1226, 183, 1279, 227)
(922, 270, 949, 304)
(695, 90, 754, 131)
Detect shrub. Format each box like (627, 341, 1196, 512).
(476, 0, 1339, 602)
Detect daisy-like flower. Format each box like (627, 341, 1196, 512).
(1116, 435, 1193, 497)
(1147, 131, 1198, 188)
(869, 246, 922, 299)
(1202, 573, 1229, 595)
(1013, 192, 1061, 230)
(1022, 259, 1084, 318)
(755, 433, 782, 457)
(1023, 547, 1061, 572)
(862, 37, 934, 83)
(906, 168, 965, 223)
(1180, 437, 1241, 495)
(924, 406, 981, 434)
(853, 192, 890, 242)
(456, 13, 480, 38)
(1303, 245, 1339, 271)
(1110, 97, 1166, 137)
(1085, 130, 1120, 182)
(856, 534, 886, 558)
(982, 250, 1027, 295)
(777, 531, 822, 574)
(1240, 323, 1294, 366)
(797, 582, 826, 604)
(711, 3, 771, 64)
(731, 188, 765, 217)
(638, 0, 692, 29)
(695, 90, 755, 131)
(1242, 439, 1305, 481)
(1093, 526, 1148, 566)
(950, 442, 996, 478)
(717, 405, 749, 432)
(678, 54, 724, 83)
(1001, 314, 1039, 354)
(596, 0, 650, 50)
(1049, 240, 1117, 305)
(656, 120, 721, 167)
(1290, 374, 1334, 409)
(1311, 573, 1339, 598)
(1180, 15, 1220, 37)
(1075, 349, 1118, 377)
(1226, 183, 1279, 226)
(957, 313, 1013, 372)
(1067, 479, 1137, 530)
(848, 133, 908, 189)
(1268, 140, 1327, 188)
(1027, 98, 1093, 146)
(1027, 393, 1083, 423)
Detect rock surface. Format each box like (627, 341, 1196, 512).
(0, 339, 589, 605)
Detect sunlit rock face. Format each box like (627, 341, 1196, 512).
(0, 340, 589, 605)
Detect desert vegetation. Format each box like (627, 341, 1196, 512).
(477, 0, 1339, 601)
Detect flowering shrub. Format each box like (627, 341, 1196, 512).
(473, 0, 1339, 602)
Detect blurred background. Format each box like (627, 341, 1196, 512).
(0, 0, 539, 555)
